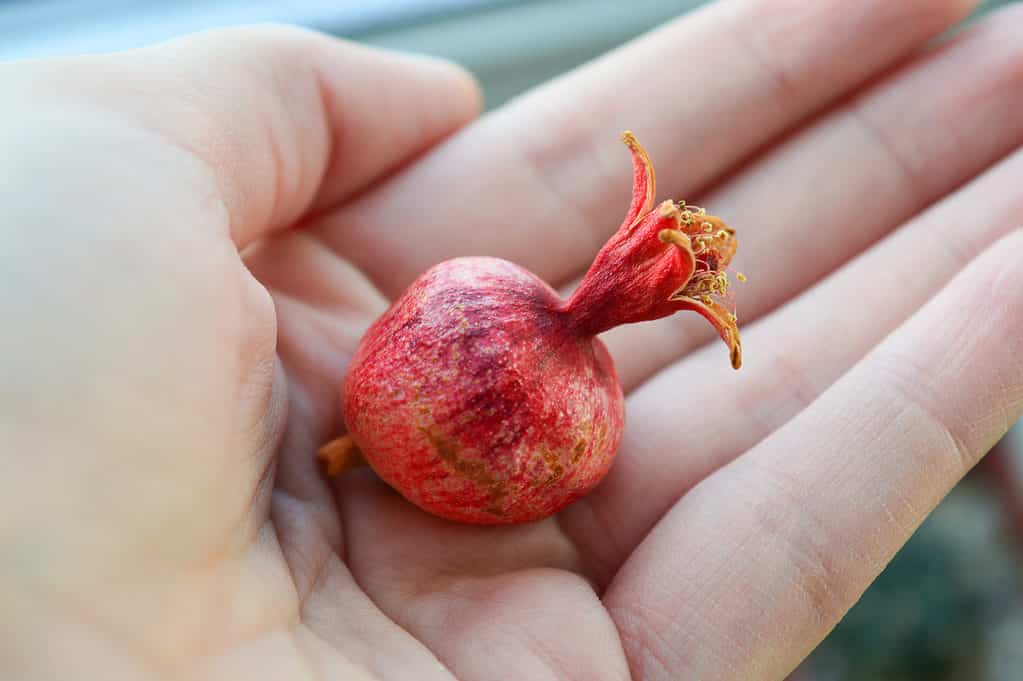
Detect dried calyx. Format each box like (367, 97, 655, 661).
(566, 131, 743, 369)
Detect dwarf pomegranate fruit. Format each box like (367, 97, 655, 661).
(320, 132, 742, 524)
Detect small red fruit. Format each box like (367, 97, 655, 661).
(321, 132, 742, 524)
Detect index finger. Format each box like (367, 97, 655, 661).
(311, 0, 976, 298)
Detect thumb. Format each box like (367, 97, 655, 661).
(16, 24, 482, 248)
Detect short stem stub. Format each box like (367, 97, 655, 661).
(318, 434, 366, 476)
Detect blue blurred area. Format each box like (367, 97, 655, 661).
(0, 0, 505, 59)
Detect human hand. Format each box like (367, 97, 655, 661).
(3, 1, 1023, 680)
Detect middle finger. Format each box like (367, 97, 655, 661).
(564, 137, 1023, 583)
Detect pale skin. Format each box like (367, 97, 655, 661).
(2, 0, 1023, 679)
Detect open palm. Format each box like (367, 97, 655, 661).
(4, 2, 1023, 680)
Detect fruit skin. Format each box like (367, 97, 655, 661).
(334, 132, 741, 524)
(343, 257, 624, 524)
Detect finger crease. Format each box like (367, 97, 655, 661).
(848, 103, 930, 211)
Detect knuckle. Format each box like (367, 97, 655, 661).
(870, 349, 977, 475)
(744, 464, 854, 627)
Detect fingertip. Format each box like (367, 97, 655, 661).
(397, 52, 484, 120)
(248, 27, 485, 122)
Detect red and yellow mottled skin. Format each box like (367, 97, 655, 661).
(322, 132, 742, 524)
(344, 258, 623, 523)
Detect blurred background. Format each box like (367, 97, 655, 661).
(2, 1, 1020, 679)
